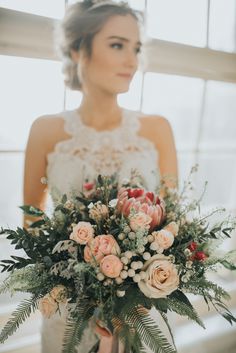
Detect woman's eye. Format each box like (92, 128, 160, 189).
(110, 43, 123, 50)
(135, 47, 141, 54)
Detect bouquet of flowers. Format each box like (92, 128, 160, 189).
(0, 169, 236, 353)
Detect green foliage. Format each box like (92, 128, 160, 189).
(19, 205, 44, 217)
(62, 302, 95, 353)
(126, 306, 177, 353)
(0, 266, 49, 295)
(161, 291, 205, 328)
(0, 294, 41, 343)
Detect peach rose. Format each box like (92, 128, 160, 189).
(129, 212, 152, 232)
(98, 234, 120, 256)
(84, 237, 104, 264)
(138, 254, 179, 298)
(70, 221, 94, 245)
(50, 285, 67, 303)
(164, 222, 179, 237)
(84, 235, 120, 264)
(152, 229, 174, 252)
(100, 255, 123, 278)
(38, 294, 58, 318)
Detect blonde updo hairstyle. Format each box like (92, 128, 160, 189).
(57, 1, 139, 91)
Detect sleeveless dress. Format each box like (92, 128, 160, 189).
(42, 108, 161, 353)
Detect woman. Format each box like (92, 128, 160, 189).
(23, 1, 178, 352)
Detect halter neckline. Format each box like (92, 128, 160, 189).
(72, 108, 126, 134)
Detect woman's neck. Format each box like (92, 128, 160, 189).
(77, 91, 123, 130)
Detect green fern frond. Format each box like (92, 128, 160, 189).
(185, 278, 230, 301)
(126, 306, 177, 353)
(62, 303, 95, 353)
(0, 295, 40, 343)
(112, 317, 134, 352)
(159, 312, 177, 350)
(157, 297, 205, 329)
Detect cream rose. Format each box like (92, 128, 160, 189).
(129, 212, 152, 232)
(50, 285, 67, 303)
(100, 255, 123, 278)
(164, 222, 179, 237)
(138, 254, 179, 298)
(70, 221, 94, 245)
(152, 229, 174, 252)
(38, 294, 58, 318)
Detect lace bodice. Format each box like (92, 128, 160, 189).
(46, 108, 160, 203)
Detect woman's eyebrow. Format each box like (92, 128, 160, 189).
(107, 35, 142, 46)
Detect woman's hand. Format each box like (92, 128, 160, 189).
(95, 319, 112, 337)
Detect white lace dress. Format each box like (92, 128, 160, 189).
(41, 108, 161, 353)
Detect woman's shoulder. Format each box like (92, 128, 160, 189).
(29, 111, 71, 153)
(30, 112, 67, 132)
(139, 113, 171, 130)
(138, 113, 173, 147)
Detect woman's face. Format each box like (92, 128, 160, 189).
(79, 14, 141, 94)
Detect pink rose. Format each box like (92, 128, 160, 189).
(138, 254, 179, 298)
(129, 212, 152, 232)
(100, 255, 123, 278)
(84, 235, 120, 264)
(84, 237, 104, 264)
(97, 234, 120, 256)
(152, 229, 174, 252)
(70, 221, 94, 245)
(39, 294, 58, 318)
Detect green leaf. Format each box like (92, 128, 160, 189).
(220, 260, 236, 270)
(222, 312, 236, 325)
(19, 205, 44, 216)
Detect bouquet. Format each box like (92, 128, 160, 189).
(0, 169, 236, 353)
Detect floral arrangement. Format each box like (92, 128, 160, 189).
(0, 169, 236, 353)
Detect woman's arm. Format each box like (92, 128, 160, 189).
(140, 115, 178, 190)
(23, 117, 49, 228)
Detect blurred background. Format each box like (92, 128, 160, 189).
(0, 1, 236, 352)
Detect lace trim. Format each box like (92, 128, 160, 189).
(47, 108, 157, 159)
(63, 108, 140, 137)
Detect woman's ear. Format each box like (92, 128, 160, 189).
(70, 49, 80, 63)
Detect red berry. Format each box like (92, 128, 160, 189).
(83, 182, 94, 191)
(188, 242, 198, 252)
(194, 251, 207, 261)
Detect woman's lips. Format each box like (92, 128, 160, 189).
(117, 73, 133, 79)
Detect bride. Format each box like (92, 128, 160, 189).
(23, 1, 178, 352)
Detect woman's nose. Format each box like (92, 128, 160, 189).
(124, 49, 138, 69)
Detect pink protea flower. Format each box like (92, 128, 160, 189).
(116, 187, 166, 231)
